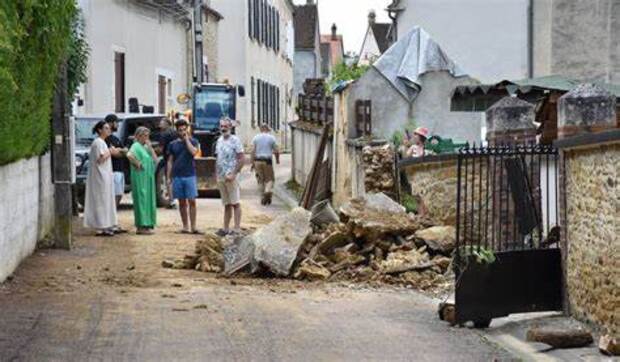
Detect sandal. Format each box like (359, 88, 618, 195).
(114, 228, 128, 234)
(175, 229, 191, 234)
(190, 229, 204, 235)
(137, 229, 154, 235)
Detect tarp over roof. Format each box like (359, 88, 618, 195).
(451, 75, 620, 112)
(373, 26, 467, 102)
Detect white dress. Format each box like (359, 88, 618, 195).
(83, 137, 117, 229)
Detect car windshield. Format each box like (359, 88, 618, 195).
(75, 118, 101, 144)
(193, 87, 234, 130)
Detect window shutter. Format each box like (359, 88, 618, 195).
(248, 0, 252, 39)
(251, 77, 255, 127)
(276, 11, 280, 52)
(276, 86, 280, 130)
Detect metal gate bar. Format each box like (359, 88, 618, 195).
(454, 143, 563, 325)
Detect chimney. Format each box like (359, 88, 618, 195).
(331, 23, 337, 40)
(368, 10, 376, 25)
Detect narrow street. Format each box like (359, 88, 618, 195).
(0, 157, 510, 361)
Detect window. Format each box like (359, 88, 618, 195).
(254, 77, 280, 130)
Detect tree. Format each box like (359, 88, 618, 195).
(327, 61, 369, 92)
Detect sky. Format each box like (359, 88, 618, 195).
(292, 0, 393, 54)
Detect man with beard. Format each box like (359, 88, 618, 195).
(104, 114, 128, 233)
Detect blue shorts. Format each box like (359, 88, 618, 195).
(172, 176, 198, 200)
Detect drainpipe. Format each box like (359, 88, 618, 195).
(527, 0, 534, 78)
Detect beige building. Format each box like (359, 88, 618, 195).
(211, 0, 295, 146)
(76, 0, 191, 116)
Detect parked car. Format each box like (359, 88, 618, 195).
(73, 113, 172, 208)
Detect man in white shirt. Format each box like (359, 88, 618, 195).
(251, 123, 280, 205)
(215, 118, 245, 236)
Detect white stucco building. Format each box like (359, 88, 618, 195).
(387, 0, 530, 83)
(358, 11, 391, 66)
(76, 0, 191, 116)
(211, 0, 295, 146)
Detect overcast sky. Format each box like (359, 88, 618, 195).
(292, 0, 392, 54)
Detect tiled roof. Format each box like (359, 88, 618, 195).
(320, 34, 344, 67)
(294, 4, 318, 49)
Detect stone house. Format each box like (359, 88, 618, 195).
(75, 0, 191, 116)
(329, 27, 482, 206)
(202, 2, 223, 83)
(319, 24, 344, 78)
(212, 0, 295, 146)
(293, 1, 322, 99)
(358, 11, 391, 66)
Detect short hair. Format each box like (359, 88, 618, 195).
(104, 114, 118, 124)
(175, 119, 189, 128)
(134, 126, 150, 137)
(92, 120, 107, 135)
(259, 123, 270, 131)
(219, 117, 233, 127)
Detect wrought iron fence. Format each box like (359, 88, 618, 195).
(455, 143, 561, 257)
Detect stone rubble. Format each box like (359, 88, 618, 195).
(163, 193, 455, 296)
(362, 144, 396, 196)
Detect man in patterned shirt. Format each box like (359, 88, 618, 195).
(215, 117, 245, 236)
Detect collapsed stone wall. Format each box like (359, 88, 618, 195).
(362, 143, 396, 197)
(404, 158, 458, 226)
(564, 142, 620, 336)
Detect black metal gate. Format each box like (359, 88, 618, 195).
(454, 144, 563, 327)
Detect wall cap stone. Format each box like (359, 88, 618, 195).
(398, 153, 458, 168)
(554, 129, 620, 150)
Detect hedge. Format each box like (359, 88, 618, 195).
(0, 1, 77, 166)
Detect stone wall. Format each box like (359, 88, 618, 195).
(403, 156, 458, 225)
(561, 140, 619, 335)
(0, 153, 55, 282)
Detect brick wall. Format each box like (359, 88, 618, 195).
(561, 140, 619, 335)
(0, 154, 55, 282)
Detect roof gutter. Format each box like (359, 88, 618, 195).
(527, 0, 534, 78)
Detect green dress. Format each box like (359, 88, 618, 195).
(129, 142, 157, 228)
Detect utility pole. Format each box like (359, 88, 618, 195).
(51, 61, 73, 250)
(193, 0, 204, 84)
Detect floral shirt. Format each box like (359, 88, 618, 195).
(215, 135, 244, 180)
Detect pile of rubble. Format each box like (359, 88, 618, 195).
(362, 144, 396, 196)
(163, 193, 456, 295)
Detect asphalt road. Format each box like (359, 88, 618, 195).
(0, 156, 511, 361)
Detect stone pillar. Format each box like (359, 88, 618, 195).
(486, 96, 536, 146)
(485, 97, 537, 245)
(558, 83, 617, 139)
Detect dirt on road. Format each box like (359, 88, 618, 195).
(0, 163, 511, 361)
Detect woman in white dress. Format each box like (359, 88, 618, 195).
(84, 120, 118, 236)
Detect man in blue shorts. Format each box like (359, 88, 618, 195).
(166, 119, 203, 234)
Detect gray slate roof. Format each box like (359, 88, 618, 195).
(294, 4, 318, 49)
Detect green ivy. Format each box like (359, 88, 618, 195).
(0, 0, 78, 166)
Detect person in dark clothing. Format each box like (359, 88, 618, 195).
(153, 117, 177, 209)
(104, 114, 129, 233)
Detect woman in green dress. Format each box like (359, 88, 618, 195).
(127, 126, 158, 234)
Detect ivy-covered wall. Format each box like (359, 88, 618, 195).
(0, 1, 77, 166)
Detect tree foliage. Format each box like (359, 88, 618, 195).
(327, 61, 369, 91)
(0, 0, 79, 165)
